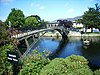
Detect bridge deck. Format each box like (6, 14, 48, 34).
(12, 28, 51, 39)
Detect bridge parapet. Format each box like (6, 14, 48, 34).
(47, 22, 69, 32)
(47, 22, 59, 28)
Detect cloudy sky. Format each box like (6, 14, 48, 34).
(0, 0, 100, 21)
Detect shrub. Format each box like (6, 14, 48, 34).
(19, 50, 50, 75)
(0, 44, 14, 75)
(40, 58, 67, 75)
(94, 68, 100, 75)
(40, 55, 93, 75)
(65, 55, 93, 75)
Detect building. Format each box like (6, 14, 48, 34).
(72, 21, 83, 28)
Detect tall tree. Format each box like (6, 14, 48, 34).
(25, 15, 41, 29)
(82, 3, 100, 32)
(95, 3, 100, 11)
(94, 3, 100, 30)
(5, 8, 25, 28)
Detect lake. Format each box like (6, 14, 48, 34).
(30, 36, 100, 70)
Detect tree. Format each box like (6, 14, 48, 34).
(82, 3, 100, 32)
(57, 20, 73, 28)
(0, 21, 12, 46)
(75, 19, 83, 24)
(94, 3, 100, 30)
(19, 50, 93, 75)
(5, 8, 25, 28)
(40, 58, 67, 75)
(0, 21, 20, 75)
(0, 21, 19, 46)
(95, 3, 100, 12)
(40, 55, 93, 75)
(64, 21, 73, 28)
(0, 21, 13, 75)
(25, 15, 41, 30)
(19, 50, 50, 75)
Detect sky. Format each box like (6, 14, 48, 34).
(0, 0, 100, 21)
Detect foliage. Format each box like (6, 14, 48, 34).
(0, 21, 11, 46)
(40, 55, 93, 75)
(40, 58, 67, 75)
(64, 55, 93, 75)
(75, 18, 83, 24)
(0, 44, 14, 75)
(5, 8, 25, 28)
(0, 20, 19, 75)
(57, 20, 73, 28)
(25, 15, 41, 29)
(64, 21, 73, 28)
(94, 68, 100, 75)
(40, 19, 48, 28)
(19, 54, 94, 75)
(19, 50, 50, 75)
(0, 21, 18, 46)
(82, 3, 100, 31)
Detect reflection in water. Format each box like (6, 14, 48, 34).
(81, 38, 100, 69)
(30, 36, 100, 69)
(49, 38, 69, 59)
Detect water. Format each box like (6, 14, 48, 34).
(30, 36, 100, 69)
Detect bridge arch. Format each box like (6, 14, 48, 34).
(54, 29, 68, 39)
(42, 28, 68, 39)
(15, 27, 69, 57)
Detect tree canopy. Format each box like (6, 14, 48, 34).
(5, 8, 25, 28)
(0, 21, 12, 46)
(25, 15, 41, 29)
(75, 18, 83, 24)
(82, 3, 100, 31)
(57, 20, 73, 28)
(19, 50, 50, 75)
(40, 55, 93, 75)
(19, 51, 93, 75)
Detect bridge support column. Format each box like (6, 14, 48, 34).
(42, 31, 45, 36)
(33, 35, 35, 41)
(37, 32, 40, 39)
(34, 34, 38, 38)
(25, 38, 29, 49)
